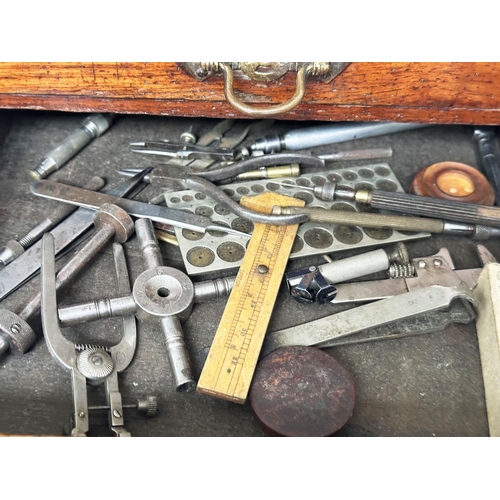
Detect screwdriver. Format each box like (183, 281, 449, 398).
(291, 181, 500, 228)
(250, 121, 428, 153)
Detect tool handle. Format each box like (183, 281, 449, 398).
(369, 190, 500, 228)
(283, 122, 427, 150)
(276, 206, 445, 233)
(475, 131, 500, 204)
(30, 114, 114, 179)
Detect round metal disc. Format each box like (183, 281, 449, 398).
(250, 346, 356, 437)
(186, 247, 215, 267)
(363, 227, 393, 240)
(217, 242, 245, 262)
(182, 228, 204, 241)
(304, 228, 334, 249)
(290, 235, 304, 254)
(231, 217, 254, 235)
(333, 225, 363, 245)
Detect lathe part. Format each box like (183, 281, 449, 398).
(274, 206, 445, 233)
(472, 263, 500, 436)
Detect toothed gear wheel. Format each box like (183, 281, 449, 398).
(77, 347, 114, 381)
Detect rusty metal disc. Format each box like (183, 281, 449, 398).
(249, 346, 355, 437)
(217, 241, 246, 262)
(186, 247, 215, 267)
(410, 161, 495, 205)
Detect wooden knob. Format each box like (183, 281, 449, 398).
(410, 161, 495, 206)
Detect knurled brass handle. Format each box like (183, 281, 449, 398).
(219, 62, 308, 117)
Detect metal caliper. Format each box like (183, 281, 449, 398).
(261, 245, 496, 356)
(40, 237, 141, 437)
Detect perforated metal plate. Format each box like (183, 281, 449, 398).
(164, 163, 430, 276)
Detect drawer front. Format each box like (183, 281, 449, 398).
(0, 62, 499, 124)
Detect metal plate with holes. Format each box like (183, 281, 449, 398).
(164, 163, 430, 275)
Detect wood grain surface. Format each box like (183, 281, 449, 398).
(0, 62, 499, 123)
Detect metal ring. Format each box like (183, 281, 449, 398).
(220, 63, 308, 117)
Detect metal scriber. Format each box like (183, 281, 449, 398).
(30, 180, 250, 236)
(0, 168, 151, 302)
(41, 236, 138, 436)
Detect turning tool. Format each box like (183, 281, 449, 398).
(331, 246, 496, 305)
(29, 113, 115, 180)
(30, 179, 251, 236)
(40, 237, 138, 437)
(196, 192, 305, 404)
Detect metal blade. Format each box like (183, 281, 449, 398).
(261, 283, 475, 357)
(30, 180, 249, 237)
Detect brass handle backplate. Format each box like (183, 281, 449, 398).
(179, 62, 350, 117)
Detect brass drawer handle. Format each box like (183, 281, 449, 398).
(219, 62, 307, 117)
(180, 62, 350, 117)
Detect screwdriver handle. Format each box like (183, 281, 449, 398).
(29, 114, 114, 180)
(473, 128, 500, 205)
(368, 190, 500, 228)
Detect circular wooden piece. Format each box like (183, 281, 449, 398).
(410, 162, 495, 205)
(249, 346, 355, 437)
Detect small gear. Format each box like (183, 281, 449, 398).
(77, 347, 114, 382)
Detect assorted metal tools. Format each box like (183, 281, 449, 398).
(0, 203, 135, 359)
(162, 163, 429, 276)
(0, 176, 105, 267)
(29, 179, 255, 235)
(29, 113, 115, 180)
(0, 168, 151, 301)
(2, 114, 500, 437)
(262, 245, 493, 355)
